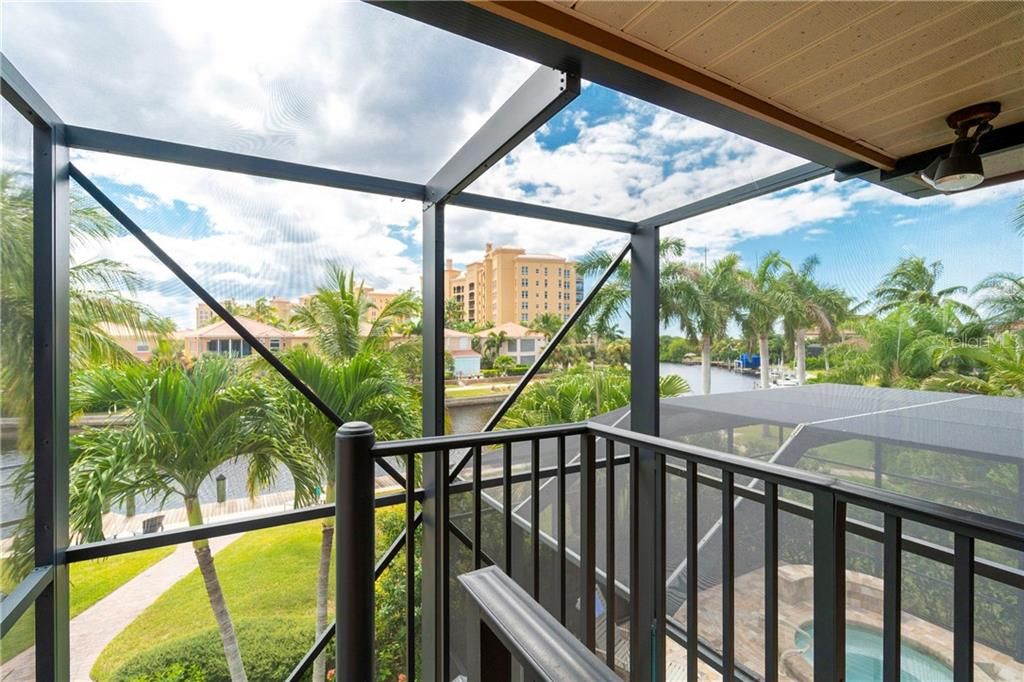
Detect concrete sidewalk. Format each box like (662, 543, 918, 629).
(2, 533, 241, 682)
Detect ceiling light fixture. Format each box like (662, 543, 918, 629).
(920, 102, 1000, 192)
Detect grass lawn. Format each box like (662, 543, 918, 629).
(91, 520, 333, 681)
(0, 545, 174, 663)
(446, 384, 514, 399)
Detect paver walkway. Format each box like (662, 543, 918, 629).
(2, 533, 241, 682)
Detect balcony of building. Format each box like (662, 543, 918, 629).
(1, 2, 1022, 681)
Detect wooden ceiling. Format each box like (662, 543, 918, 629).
(476, 1, 1024, 172)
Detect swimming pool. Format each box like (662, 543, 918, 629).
(794, 623, 953, 682)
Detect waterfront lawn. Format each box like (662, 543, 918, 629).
(0, 545, 174, 662)
(91, 520, 331, 681)
(446, 383, 515, 399)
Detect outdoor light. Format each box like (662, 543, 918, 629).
(920, 102, 1000, 192)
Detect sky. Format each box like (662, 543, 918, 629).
(2, 1, 1021, 331)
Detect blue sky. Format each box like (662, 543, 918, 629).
(3, 2, 1021, 330)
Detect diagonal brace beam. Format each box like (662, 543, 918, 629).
(426, 66, 580, 204)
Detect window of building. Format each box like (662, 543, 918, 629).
(135, 342, 149, 352)
(520, 339, 535, 352)
(269, 338, 281, 351)
(544, 267, 548, 276)
(520, 313, 529, 322)
(521, 278, 528, 287)
(506, 340, 517, 352)
(520, 266, 528, 275)
(521, 290, 528, 299)
(521, 355, 535, 365)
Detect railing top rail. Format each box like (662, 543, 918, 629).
(369, 422, 589, 457)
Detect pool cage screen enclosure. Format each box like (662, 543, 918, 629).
(1, 10, 1022, 681)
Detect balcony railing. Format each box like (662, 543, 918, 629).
(321, 419, 1024, 682)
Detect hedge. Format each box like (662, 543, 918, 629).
(111, 617, 334, 682)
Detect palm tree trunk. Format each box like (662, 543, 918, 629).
(795, 328, 807, 385)
(758, 335, 770, 389)
(187, 495, 247, 682)
(313, 482, 336, 682)
(701, 336, 712, 395)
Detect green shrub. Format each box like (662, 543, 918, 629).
(481, 368, 499, 378)
(111, 617, 332, 682)
(508, 365, 529, 376)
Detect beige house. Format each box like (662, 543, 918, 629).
(176, 316, 313, 359)
(444, 243, 582, 326)
(98, 323, 164, 362)
(474, 322, 547, 366)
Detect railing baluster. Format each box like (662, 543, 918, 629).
(472, 445, 482, 570)
(883, 514, 901, 682)
(557, 435, 567, 624)
(406, 453, 416, 682)
(813, 490, 846, 682)
(686, 460, 698, 682)
(605, 438, 616, 669)
(954, 533, 975, 682)
(531, 438, 541, 600)
(582, 433, 597, 650)
(722, 470, 735, 679)
(764, 481, 779, 682)
(504, 442, 512, 574)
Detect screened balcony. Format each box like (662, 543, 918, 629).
(1, 2, 1023, 682)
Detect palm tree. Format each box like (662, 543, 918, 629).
(269, 348, 418, 682)
(741, 251, 788, 389)
(972, 272, 1024, 332)
(290, 265, 420, 361)
(2, 171, 171, 583)
(500, 367, 688, 428)
(924, 331, 1024, 396)
(575, 237, 687, 338)
(870, 256, 975, 318)
(664, 254, 747, 395)
(69, 356, 318, 682)
(249, 297, 282, 326)
(778, 255, 850, 385)
(483, 330, 510, 364)
(528, 312, 564, 341)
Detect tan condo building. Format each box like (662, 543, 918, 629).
(444, 243, 583, 325)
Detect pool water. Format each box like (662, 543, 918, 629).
(795, 623, 953, 682)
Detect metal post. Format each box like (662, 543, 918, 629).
(630, 225, 662, 679)
(813, 491, 846, 682)
(34, 119, 70, 682)
(421, 201, 448, 680)
(336, 422, 376, 681)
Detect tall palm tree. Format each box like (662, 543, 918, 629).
(870, 256, 975, 318)
(290, 265, 420, 361)
(575, 237, 687, 335)
(664, 254, 747, 395)
(269, 348, 418, 682)
(740, 251, 788, 389)
(69, 356, 318, 682)
(972, 272, 1024, 332)
(778, 255, 850, 385)
(2, 171, 171, 583)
